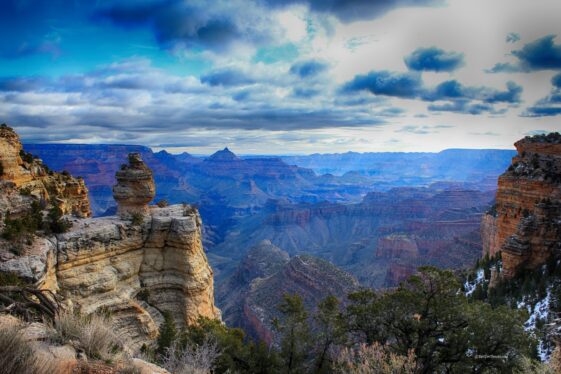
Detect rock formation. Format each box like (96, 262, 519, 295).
(0, 124, 91, 218)
(55, 204, 220, 351)
(113, 152, 156, 218)
(0, 128, 220, 353)
(481, 132, 561, 278)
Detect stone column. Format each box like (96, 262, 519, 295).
(112, 153, 155, 218)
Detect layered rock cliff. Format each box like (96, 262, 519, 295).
(0, 127, 220, 352)
(481, 132, 561, 278)
(0, 124, 91, 218)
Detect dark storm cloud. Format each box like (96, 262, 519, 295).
(342, 69, 522, 114)
(289, 60, 329, 78)
(342, 70, 423, 98)
(489, 35, 561, 73)
(424, 80, 522, 104)
(201, 68, 256, 87)
(262, 0, 442, 22)
(523, 107, 561, 117)
(343, 70, 521, 101)
(404, 47, 464, 72)
(95, 0, 273, 52)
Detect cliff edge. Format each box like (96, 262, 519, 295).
(481, 132, 561, 278)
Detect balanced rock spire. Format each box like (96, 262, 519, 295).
(113, 152, 156, 218)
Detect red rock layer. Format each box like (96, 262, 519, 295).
(482, 133, 561, 278)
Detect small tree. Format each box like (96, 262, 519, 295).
(311, 295, 347, 373)
(156, 311, 177, 358)
(273, 294, 311, 374)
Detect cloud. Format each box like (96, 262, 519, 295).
(342, 68, 522, 115)
(0, 77, 50, 92)
(506, 32, 520, 44)
(263, 0, 443, 23)
(201, 68, 256, 86)
(95, 0, 279, 53)
(489, 35, 561, 73)
(0, 58, 392, 147)
(404, 47, 464, 72)
(523, 72, 561, 117)
(395, 124, 451, 134)
(552, 72, 561, 88)
(523, 107, 561, 117)
(289, 60, 328, 78)
(342, 70, 423, 98)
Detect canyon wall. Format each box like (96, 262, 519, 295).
(481, 133, 561, 278)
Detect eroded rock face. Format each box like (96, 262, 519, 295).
(482, 133, 561, 278)
(113, 153, 156, 218)
(0, 124, 91, 218)
(54, 205, 220, 352)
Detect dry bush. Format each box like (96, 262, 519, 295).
(161, 337, 221, 374)
(549, 346, 561, 373)
(0, 325, 57, 374)
(51, 310, 126, 361)
(334, 342, 416, 374)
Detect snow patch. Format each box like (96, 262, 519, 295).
(464, 268, 485, 296)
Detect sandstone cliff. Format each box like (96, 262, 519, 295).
(481, 132, 561, 278)
(55, 204, 220, 351)
(0, 124, 90, 218)
(0, 127, 220, 353)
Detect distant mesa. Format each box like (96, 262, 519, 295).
(207, 147, 240, 161)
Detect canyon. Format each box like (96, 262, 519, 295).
(218, 240, 358, 344)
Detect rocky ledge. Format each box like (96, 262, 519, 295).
(54, 204, 220, 352)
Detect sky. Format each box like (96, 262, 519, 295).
(0, 0, 560, 155)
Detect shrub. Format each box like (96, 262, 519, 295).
(334, 343, 416, 374)
(51, 310, 125, 362)
(161, 337, 221, 374)
(45, 206, 72, 234)
(130, 212, 144, 226)
(156, 200, 169, 208)
(0, 325, 56, 374)
(156, 311, 177, 358)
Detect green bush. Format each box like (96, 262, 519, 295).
(130, 212, 144, 226)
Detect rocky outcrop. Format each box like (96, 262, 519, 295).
(55, 204, 220, 351)
(113, 153, 156, 218)
(0, 124, 91, 218)
(482, 132, 561, 278)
